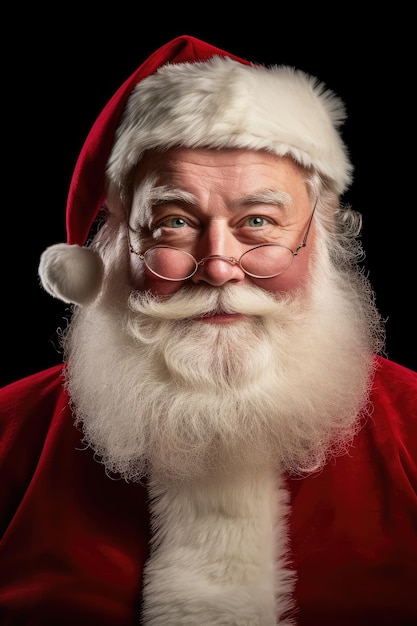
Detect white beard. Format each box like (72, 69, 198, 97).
(62, 250, 379, 483)
(61, 244, 382, 624)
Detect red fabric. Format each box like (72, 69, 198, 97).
(289, 358, 417, 624)
(1, 356, 416, 625)
(0, 366, 150, 625)
(66, 35, 251, 247)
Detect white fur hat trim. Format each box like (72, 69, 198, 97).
(107, 56, 352, 196)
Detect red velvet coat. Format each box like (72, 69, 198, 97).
(1, 355, 416, 625)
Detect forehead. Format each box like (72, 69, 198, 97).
(134, 147, 309, 193)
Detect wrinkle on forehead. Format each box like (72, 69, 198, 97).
(130, 148, 308, 227)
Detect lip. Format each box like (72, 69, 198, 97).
(194, 312, 244, 324)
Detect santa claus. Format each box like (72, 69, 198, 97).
(1, 35, 416, 626)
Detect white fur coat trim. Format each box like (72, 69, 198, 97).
(141, 469, 295, 625)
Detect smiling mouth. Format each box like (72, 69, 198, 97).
(194, 311, 245, 324)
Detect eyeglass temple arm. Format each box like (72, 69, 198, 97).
(294, 199, 317, 255)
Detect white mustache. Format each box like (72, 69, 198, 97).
(128, 285, 289, 321)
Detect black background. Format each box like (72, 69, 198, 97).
(2, 11, 416, 387)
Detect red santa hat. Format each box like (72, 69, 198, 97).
(38, 34, 352, 305)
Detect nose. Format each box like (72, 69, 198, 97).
(191, 223, 246, 286)
(193, 254, 245, 286)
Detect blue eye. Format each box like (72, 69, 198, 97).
(168, 217, 187, 228)
(248, 216, 266, 227)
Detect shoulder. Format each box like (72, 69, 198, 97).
(373, 354, 417, 384)
(0, 364, 66, 410)
(0, 364, 70, 447)
(368, 355, 417, 452)
(371, 355, 417, 408)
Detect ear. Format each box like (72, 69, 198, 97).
(38, 243, 104, 306)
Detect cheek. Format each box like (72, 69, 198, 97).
(253, 245, 312, 293)
(128, 259, 184, 296)
(146, 278, 185, 296)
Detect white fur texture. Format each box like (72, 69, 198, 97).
(141, 471, 295, 625)
(107, 57, 352, 196)
(38, 243, 104, 305)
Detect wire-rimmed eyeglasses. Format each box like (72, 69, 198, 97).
(128, 202, 316, 281)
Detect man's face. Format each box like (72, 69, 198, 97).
(65, 148, 378, 482)
(127, 148, 316, 312)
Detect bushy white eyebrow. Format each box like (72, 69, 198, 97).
(130, 175, 197, 229)
(151, 187, 197, 205)
(240, 189, 292, 207)
(130, 174, 292, 229)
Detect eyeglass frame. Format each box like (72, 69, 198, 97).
(127, 199, 317, 281)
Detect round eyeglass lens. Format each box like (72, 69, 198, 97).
(144, 247, 197, 280)
(239, 244, 294, 278)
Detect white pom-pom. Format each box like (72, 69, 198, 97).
(38, 243, 104, 306)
